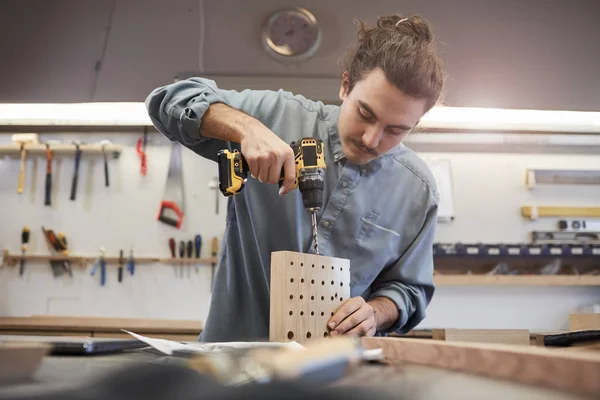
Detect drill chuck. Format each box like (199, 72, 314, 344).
(298, 172, 324, 210)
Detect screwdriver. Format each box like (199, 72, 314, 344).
(211, 237, 218, 291)
(187, 240, 193, 276)
(194, 234, 202, 272)
(169, 238, 176, 276)
(118, 249, 124, 283)
(20, 227, 30, 277)
(179, 240, 185, 277)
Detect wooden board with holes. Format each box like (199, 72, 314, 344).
(270, 251, 350, 345)
(432, 329, 530, 346)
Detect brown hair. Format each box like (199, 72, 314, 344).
(343, 15, 445, 113)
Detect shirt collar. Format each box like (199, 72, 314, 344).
(327, 107, 403, 175)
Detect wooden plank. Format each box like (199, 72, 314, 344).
(269, 251, 350, 345)
(363, 337, 600, 397)
(0, 316, 203, 334)
(434, 275, 600, 286)
(91, 332, 198, 341)
(0, 343, 49, 383)
(0, 330, 93, 337)
(432, 329, 530, 346)
(570, 313, 600, 331)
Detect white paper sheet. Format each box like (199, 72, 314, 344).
(122, 330, 303, 356)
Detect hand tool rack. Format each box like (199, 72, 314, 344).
(0, 143, 122, 158)
(1, 249, 217, 268)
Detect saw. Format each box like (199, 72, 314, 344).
(157, 141, 184, 229)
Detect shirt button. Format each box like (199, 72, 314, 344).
(323, 221, 330, 228)
(341, 181, 348, 188)
(361, 168, 367, 174)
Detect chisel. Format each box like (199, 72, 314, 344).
(179, 240, 185, 277)
(100, 140, 111, 187)
(169, 238, 176, 276)
(211, 237, 218, 291)
(118, 249, 124, 282)
(20, 227, 30, 277)
(187, 240, 193, 277)
(44, 144, 53, 206)
(70, 143, 82, 201)
(194, 234, 202, 272)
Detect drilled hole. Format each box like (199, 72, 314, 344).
(311, 295, 315, 300)
(321, 296, 325, 301)
(331, 296, 334, 301)
(340, 267, 342, 271)
(290, 294, 293, 299)
(322, 265, 325, 269)
(335, 293, 338, 298)
(324, 332, 329, 337)
(340, 282, 343, 287)
(331, 280, 334, 285)
(321, 312, 325, 316)
(300, 311, 304, 316)
(340, 297, 343, 302)
(311, 311, 315, 316)
(321, 281, 325, 285)
(300, 295, 303, 299)
(290, 261, 294, 266)
(289, 311, 293, 316)
(331, 266, 334, 270)
(306, 332, 312, 339)
(312, 264, 315, 268)
(301, 278, 305, 283)
(288, 331, 294, 340)
(290, 278, 294, 283)
(301, 263, 304, 266)
(311, 279, 315, 284)
(331, 312, 334, 316)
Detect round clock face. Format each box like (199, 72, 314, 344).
(262, 8, 321, 60)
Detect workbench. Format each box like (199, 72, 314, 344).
(0, 342, 588, 400)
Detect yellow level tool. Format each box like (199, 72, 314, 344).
(521, 206, 600, 220)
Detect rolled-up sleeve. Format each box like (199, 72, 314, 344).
(369, 202, 438, 334)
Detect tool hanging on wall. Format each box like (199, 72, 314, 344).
(11, 133, 39, 194)
(69, 142, 83, 201)
(187, 239, 193, 276)
(41, 226, 72, 278)
(20, 227, 30, 277)
(126, 249, 135, 276)
(100, 140, 111, 187)
(168, 237, 176, 275)
(44, 144, 53, 206)
(157, 142, 184, 229)
(194, 234, 202, 272)
(179, 240, 185, 277)
(211, 237, 218, 291)
(118, 249, 124, 282)
(90, 247, 107, 287)
(136, 128, 148, 176)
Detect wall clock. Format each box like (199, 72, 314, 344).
(262, 8, 322, 62)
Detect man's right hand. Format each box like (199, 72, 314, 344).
(240, 119, 296, 196)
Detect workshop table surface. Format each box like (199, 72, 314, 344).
(0, 347, 590, 400)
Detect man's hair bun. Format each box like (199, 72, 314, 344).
(374, 15, 434, 45)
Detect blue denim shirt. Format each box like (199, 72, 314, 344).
(145, 78, 439, 342)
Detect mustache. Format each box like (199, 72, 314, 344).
(350, 138, 379, 156)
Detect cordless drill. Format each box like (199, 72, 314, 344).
(217, 137, 326, 254)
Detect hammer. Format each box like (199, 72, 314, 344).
(11, 133, 39, 194)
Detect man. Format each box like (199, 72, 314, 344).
(145, 14, 445, 342)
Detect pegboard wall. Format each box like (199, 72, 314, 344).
(269, 251, 350, 345)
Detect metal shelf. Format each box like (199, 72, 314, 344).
(434, 274, 600, 286)
(433, 242, 600, 257)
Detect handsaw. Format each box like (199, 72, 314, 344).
(157, 141, 184, 229)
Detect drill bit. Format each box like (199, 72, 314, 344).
(311, 210, 319, 255)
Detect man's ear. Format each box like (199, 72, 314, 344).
(339, 72, 350, 101)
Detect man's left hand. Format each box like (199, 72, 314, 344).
(327, 296, 376, 337)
